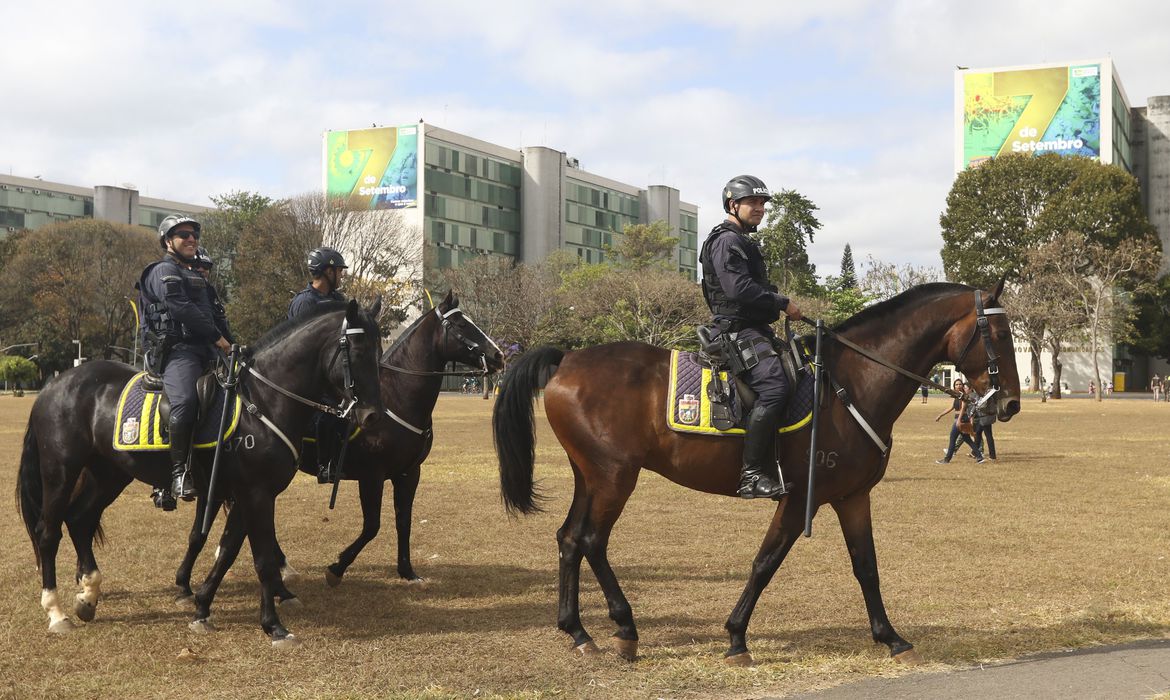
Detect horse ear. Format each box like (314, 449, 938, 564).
(345, 298, 360, 321)
(442, 289, 454, 309)
(369, 294, 383, 320)
(988, 277, 1006, 305)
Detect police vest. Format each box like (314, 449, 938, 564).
(699, 222, 777, 326)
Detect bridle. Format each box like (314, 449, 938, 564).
(815, 290, 1006, 399)
(379, 306, 500, 378)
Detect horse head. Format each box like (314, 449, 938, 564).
(948, 278, 1021, 421)
(433, 290, 505, 373)
(337, 298, 386, 428)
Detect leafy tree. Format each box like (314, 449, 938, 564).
(200, 191, 273, 302)
(0, 355, 37, 391)
(1129, 276, 1170, 360)
(1005, 271, 1084, 399)
(0, 219, 155, 375)
(821, 278, 871, 326)
(1029, 231, 1161, 402)
(859, 255, 944, 303)
(606, 220, 678, 270)
(754, 189, 820, 296)
(838, 244, 857, 289)
(559, 265, 706, 349)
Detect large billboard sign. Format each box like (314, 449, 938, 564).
(325, 126, 418, 209)
(958, 63, 1103, 170)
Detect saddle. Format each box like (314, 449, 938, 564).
(113, 371, 240, 451)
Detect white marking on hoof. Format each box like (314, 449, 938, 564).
(573, 640, 601, 657)
(77, 571, 102, 608)
(278, 597, 303, 609)
(48, 618, 76, 635)
(41, 589, 69, 629)
(271, 633, 301, 649)
(324, 568, 342, 588)
(188, 618, 216, 634)
(280, 564, 301, 583)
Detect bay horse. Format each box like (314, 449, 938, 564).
(172, 291, 504, 595)
(16, 299, 384, 646)
(493, 281, 1021, 664)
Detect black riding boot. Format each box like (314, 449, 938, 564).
(738, 404, 790, 500)
(169, 419, 196, 502)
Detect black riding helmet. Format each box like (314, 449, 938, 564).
(158, 214, 201, 249)
(722, 175, 771, 233)
(307, 246, 348, 277)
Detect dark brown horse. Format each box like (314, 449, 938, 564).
(493, 282, 1020, 664)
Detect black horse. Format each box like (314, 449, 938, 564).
(17, 300, 384, 646)
(173, 291, 504, 595)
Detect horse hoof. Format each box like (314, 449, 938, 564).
(325, 568, 343, 588)
(893, 648, 924, 665)
(74, 599, 97, 623)
(48, 618, 76, 635)
(188, 619, 216, 634)
(271, 633, 301, 649)
(612, 636, 638, 661)
(724, 651, 755, 667)
(280, 565, 301, 583)
(278, 597, 303, 609)
(573, 640, 601, 657)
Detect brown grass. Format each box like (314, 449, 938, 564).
(2, 393, 1169, 699)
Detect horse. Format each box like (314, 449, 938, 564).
(171, 291, 504, 596)
(16, 299, 385, 646)
(492, 281, 1021, 665)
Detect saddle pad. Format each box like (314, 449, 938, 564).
(113, 372, 241, 452)
(666, 350, 813, 436)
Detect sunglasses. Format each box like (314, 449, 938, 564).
(173, 230, 200, 240)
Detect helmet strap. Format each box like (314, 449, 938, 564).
(729, 201, 757, 234)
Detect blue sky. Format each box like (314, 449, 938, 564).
(3, 0, 1167, 277)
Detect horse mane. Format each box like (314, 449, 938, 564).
(832, 282, 973, 334)
(251, 300, 350, 352)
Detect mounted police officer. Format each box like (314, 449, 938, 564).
(288, 246, 350, 483)
(139, 216, 233, 510)
(699, 175, 803, 500)
(288, 246, 348, 320)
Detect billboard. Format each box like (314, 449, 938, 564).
(959, 63, 1102, 170)
(325, 125, 418, 209)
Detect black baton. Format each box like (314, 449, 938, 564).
(804, 320, 824, 538)
(202, 345, 240, 536)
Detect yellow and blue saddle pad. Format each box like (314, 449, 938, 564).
(113, 372, 241, 451)
(666, 350, 813, 436)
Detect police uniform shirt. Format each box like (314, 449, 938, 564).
(700, 221, 790, 329)
(140, 254, 220, 351)
(287, 285, 346, 321)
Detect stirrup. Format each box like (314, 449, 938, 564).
(172, 469, 195, 502)
(152, 487, 177, 511)
(737, 473, 789, 500)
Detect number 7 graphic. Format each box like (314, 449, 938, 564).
(993, 67, 1069, 157)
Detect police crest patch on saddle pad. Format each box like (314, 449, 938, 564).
(113, 372, 241, 451)
(666, 350, 813, 436)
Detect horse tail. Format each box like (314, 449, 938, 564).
(15, 424, 43, 568)
(494, 346, 564, 515)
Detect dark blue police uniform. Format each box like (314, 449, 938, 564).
(699, 220, 791, 410)
(288, 285, 345, 321)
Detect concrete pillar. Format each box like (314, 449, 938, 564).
(520, 146, 564, 263)
(1143, 96, 1170, 274)
(93, 185, 139, 225)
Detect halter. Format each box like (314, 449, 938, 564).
(953, 290, 1007, 392)
(378, 306, 501, 378)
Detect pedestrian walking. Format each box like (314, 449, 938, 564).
(934, 379, 983, 464)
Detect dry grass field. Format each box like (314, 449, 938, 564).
(2, 392, 1170, 699)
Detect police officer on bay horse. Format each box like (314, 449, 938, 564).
(138, 215, 233, 510)
(699, 175, 803, 499)
(288, 246, 350, 482)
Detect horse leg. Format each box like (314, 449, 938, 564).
(831, 492, 920, 664)
(580, 478, 639, 660)
(724, 497, 806, 665)
(390, 466, 422, 581)
(36, 455, 87, 634)
(64, 467, 131, 623)
(556, 469, 597, 654)
(325, 475, 384, 587)
(190, 503, 249, 631)
(175, 495, 221, 603)
(241, 492, 299, 647)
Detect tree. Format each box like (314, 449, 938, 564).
(1005, 271, 1084, 399)
(0, 219, 156, 375)
(200, 191, 273, 303)
(1129, 276, 1170, 360)
(0, 355, 37, 391)
(755, 189, 820, 296)
(838, 244, 857, 289)
(859, 255, 944, 303)
(606, 220, 678, 270)
(1029, 231, 1161, 402)
(559, 265, 706, 349)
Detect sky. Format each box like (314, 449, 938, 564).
(3, 0, 1168, 277)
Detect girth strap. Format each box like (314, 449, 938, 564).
(827, 374, 890, 454)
